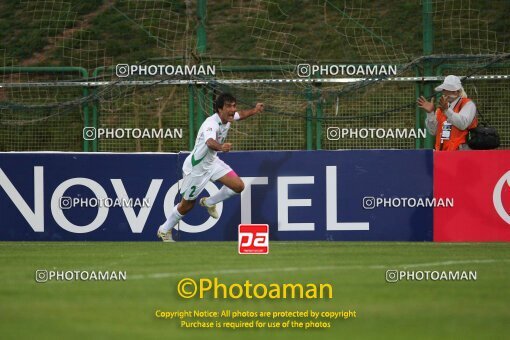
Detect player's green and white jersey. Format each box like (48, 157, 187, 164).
(182, 112, 240, 175)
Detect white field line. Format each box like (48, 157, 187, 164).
(129, 259, 510, 280)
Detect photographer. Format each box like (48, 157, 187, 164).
(417, 75, 478, 151)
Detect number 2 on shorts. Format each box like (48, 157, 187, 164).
(189, 185, 197, 198)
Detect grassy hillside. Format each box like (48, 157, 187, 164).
(1, 0, 509, 69)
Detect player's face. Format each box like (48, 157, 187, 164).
(218, 101, 237, 122)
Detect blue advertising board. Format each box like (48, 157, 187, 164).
(0, 150, 433, 241)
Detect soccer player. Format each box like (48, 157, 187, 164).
(157, 93, 264, 241)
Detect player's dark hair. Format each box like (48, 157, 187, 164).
(215, 93, 236, 112)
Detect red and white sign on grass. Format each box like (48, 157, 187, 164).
(434, 150, 510, 242)
(238, 224, 269, 254)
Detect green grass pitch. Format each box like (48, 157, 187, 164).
(1, 242, 509, 339)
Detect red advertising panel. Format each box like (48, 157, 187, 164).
(434, 150, 510, 241)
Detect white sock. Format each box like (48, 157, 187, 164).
(160, 205, 183, 233)
(205, 186, 238, 206)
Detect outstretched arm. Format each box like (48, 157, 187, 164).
(237, 103, 264, 120)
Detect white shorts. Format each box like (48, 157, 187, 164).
(179, 158, 232, 200)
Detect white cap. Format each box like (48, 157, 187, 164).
(435, 75, 463, 92)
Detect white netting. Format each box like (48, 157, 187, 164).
(0, 0, 509, 152)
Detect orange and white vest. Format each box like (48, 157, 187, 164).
(435, 97, 478, 151)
